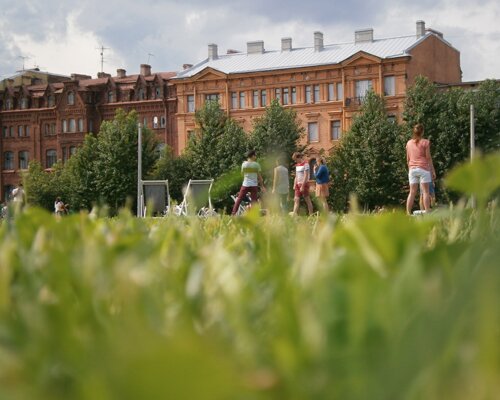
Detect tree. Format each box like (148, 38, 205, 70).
(185, 100, 248, 179)
(150, 145, 191, 201)
(329, 91, 407, 210)
(249, 99, 305, 160)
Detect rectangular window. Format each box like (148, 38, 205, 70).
(239, 92, 245, 109)
(205, 93, 219, 103)
(18, 126, 24, 137)
(355, 80, 373, 100)
(253, 90, 259, 108)
(62, 120, 68, 133)
(153, 116, 159, 129)
(88, 119, 94, 133)
(308, 122, 319, 142)
(187, 95, 195, 112)
(305, 86, 312, 103)
(230, 92, 237, 109)
(3, 152, 14, 170)
(69, 119, 76, 132)
(337, 83, 343, 100)
(384, 76, 396, 96)
(19, 151, 29, 169)
(51, 123, 56, 135)
(275, 88, 281, 103)
(283, 88, 289, 105)
(9, 126, 14, 137)
(328, 83, 335, 101)
(70, 146, 77, 156)
(78, 119, 83, 132)
(261, 90, 267, 107)
(291, 87, 297, 104)
(331, 120, 342, 140)
(46, 149, 57, 168)
(2, 127, 7, 138)
(313, 85, 320, 103)
(143, 118, 147, 128)
(25, 125, 30, 137)
(62, 147, 68, 163)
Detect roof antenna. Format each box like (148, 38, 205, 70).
(18, 55, 30, 71)
(96, 44, 110, 73)
(147, 53, 155, 64)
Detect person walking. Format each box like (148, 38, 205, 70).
(232, 150, 265, 215)
(313, 157, 330, 213)
(272, 157, 289, 212)
(291, 152, 313, 216)
(406, 123, 436, 215)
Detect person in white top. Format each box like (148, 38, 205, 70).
(272, 157, 289, 212)
(232, 150, 265, 215)
(54, 197, 66, 216)
(292, 152, 313, 216)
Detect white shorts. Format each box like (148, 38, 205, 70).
(409, 167, 431, 185)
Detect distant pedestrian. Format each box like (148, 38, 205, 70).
(313, 157, 329, 213)
(232, 150, 265, 215)
(272, 157, 289, 212)
(291, 152, 313, 216)
(54, 197, 66, 216)
(406, 123, 436, 214)
(11, 183, 25, 204)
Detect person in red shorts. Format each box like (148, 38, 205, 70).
(291, 152, 313, 216)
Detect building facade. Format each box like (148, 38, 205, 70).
(174, 21, 461, 153)
(0, 65, 177, 200)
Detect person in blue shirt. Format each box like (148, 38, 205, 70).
(313, 157, 330, 213)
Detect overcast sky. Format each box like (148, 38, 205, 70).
(1, 0, 499, 82)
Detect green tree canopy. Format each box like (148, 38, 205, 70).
(329, 91, 407, 210)
(249, 99, 305, 161)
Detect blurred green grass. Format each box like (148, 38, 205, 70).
(0, 154, 499, 400)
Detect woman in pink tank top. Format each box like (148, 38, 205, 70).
(406, 124, 436, 214)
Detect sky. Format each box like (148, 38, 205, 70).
(0, 0, 499, 82)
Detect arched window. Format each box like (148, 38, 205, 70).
(46, 149, 57, 168)
(19, 151, 29, 169)
(3, 151, 14, 170)
(108, 91, 113, 103)
(67, 91, 75, 105)
(138, 88, 145, 100)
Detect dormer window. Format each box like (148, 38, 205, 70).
(20, 97, 28, 109)
(155, 87, 161, 98)
(138, 88, 145, 100)
(108, 91, 114, 103)
(5, 98, 12, 110)
(67, 91, 75, 105)
(47, 95, 55, 107)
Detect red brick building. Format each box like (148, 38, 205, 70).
(0, 65, 176, 200)
(173, 21, 461, 153)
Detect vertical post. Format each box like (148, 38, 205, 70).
(470, 104, 475, 162)
(470, 104, 476, 209)
(137, 123, 142, 217)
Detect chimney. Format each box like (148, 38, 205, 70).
(355, 28, 374, 44)
(314, 32, 324, 51)
(97, 72, 111, 78)
(247, 41, 265, 54)
(281, 37, 292, 51)
(117, 68, 126, 78)
(182, 64, 193, 70)
(140, 64, 151, 76)
(71, 73, 92, 81)
(208, 44, 218, 60)
(416, 21, 426, 38)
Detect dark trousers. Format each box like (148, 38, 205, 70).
(232, 186, 258, 215)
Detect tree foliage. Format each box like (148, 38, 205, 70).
(23, 109, 158, 214)
(249, 99, 305, 161)
(329, 91, 407, 210)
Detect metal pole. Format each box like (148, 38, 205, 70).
(137, 123, 142, 217)
(470, 104, 476, 209)
(470, 104, 475, 162)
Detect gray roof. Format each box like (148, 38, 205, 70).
(176, 33, 441, 79)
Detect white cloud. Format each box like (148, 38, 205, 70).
(9, 13, 124, 77)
